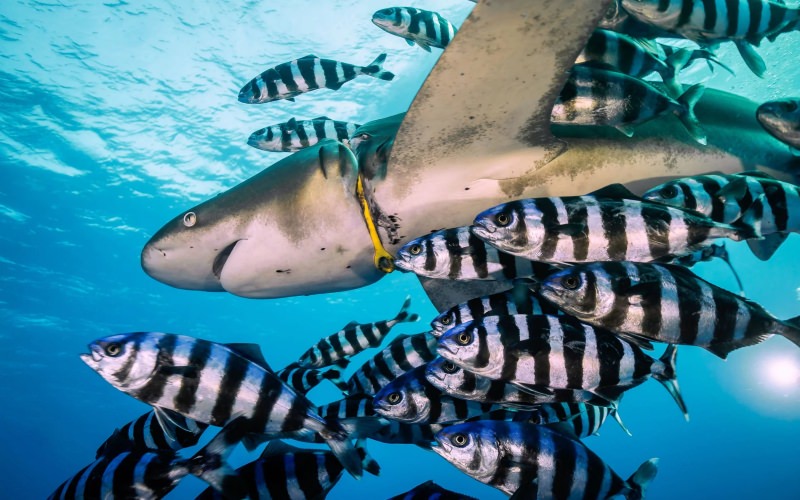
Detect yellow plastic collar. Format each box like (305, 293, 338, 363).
(356, 175, 394, 273)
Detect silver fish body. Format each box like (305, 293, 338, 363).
(372, 7, 457, 51)
(248, 117, 360, 153)
(433, 420, 658, 498)
(95, 411, 208, 457)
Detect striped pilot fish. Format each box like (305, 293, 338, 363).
(667, 241, 744, 296)
(471, 184, 758, 264)
(80, 333, 366, 478)
(432, 421, 659, 499)
(757, 98, 800, 150)
(476, 402, 616, 440)
(238, 53, 394, 104)
(387, 480, 479, 500)
(372, 7, 457, 51)
(538, 261, 800, 359)
(49, 417, 249, 500)
(95, 410, 208, 457)
(196, 440, 379, 500)
(394, 225, 558, 281)
(248, 116, 361, 153)
(436, 314, 689, 419)
(346, 332, 438, 396)
(424, 356, 560, 410)
(576, 28, 728, 98)
(430, 284, 563, 337)
(295, 296, 419, 369)
(551, 65, 707, 144)
(621, 0, 800, 76)
(642, 172, 798, 260)
(275, 362, 348, 395)
(372, 365, 498, 425)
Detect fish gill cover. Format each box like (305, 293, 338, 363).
(1, 0, 800, 499)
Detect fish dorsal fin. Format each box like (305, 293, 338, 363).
(736, 170, 776, 180)
(342, 320, 360, 329)
(312, 116, 332, 121)
(588, 183, 642, 200)
(747, 232, 789, 261)
(716, 177, 750, 203)
(225, 343, 273, 372)
(260, 439, 308, 458)
(298, 54, 318, 60)
(389, 0, 612, 168)
(284, 117, 297, 130)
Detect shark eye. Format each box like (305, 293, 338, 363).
(451, 433, 469, 447)
(659, 185, 679, 200)
(495, 212, 511, 226)
(105, 343, 122, 357)
(562, 275, 582, 290)
(409, 244, 422, 255)
(183, 212, 197, 227)
(457, 332, 472, 345)
(387, 392, 402, 405)
(443, 362, 459, 374)
(357, 133, 371, 140)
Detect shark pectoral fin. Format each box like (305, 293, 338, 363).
(317, 139, 359, 195)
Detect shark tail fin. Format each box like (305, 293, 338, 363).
(624, 458, 660, 500)
(361, 53, 395, 81)
(183, 416, 250, 500)
(675, 83, 707, 145)
(653, 345, 689, 422)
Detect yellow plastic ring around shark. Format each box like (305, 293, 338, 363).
(356, 176, 395, 273)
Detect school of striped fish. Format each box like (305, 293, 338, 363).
(59, 1, 800, 499)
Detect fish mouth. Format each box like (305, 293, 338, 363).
(437, 343, 459, 357)
(80, 344, 104, 366)
(212, 240, 240, 279)
(470, 223, 495, 241)
(392, 254, 413, 272)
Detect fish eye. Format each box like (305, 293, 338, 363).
(409, 244, 422, 255)
(441, 316, 452, 325)
(495, 212, 511, 226)
(451, 433, 469, 447)
(562, 275, 581, 290)
(105, 343, 122, 357)
(387, 392, 402, 405)
(457, 332, 472, 345)
(443, 362, 459, 374)
(659, 185, 679, 200)
(183, 212, 197, 227)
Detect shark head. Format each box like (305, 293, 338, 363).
(141, 140, 383, 298)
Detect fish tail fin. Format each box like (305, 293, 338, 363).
(661, 49, 691, 99)
(393, 295, 420, 324)
(653, 345, 690, 422)
(355, 438, 381, 476)
(321, 367, 350, 393)
(734, 40, 766, 77)
(675, 83, 707, 145)
(361, 53, 395, 81)
(624, 458, 660, 500)
(611, 407, 633, 437)
(184, 416, 250, 500)
(323, 418, 363, 479)
(778, 315, 800, 348)
(731, 194, 765, 242)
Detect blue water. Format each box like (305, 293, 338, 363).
(2, 1, 799, 498)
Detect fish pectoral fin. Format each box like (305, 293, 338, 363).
(733, 40, 766, 77)
(158, 365, 199, 378)
(747, 232, 789, 261)
(615, 332, 655, 351)
(152, 407, 188, 446)
(415, 40, 432, 52)
(509, 480, 539, 500)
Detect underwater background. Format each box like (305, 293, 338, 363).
(2, 0, 799, 498)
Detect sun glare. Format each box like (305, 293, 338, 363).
(763, 356, 800, 389)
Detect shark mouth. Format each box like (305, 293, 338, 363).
(212, 240, 240, 279)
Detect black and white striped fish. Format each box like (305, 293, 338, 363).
(372, 7, 457, 51)
(477, 402, 615, 439)
(433, 421, 658, 498)
(576, 28, 728, 98)
(296, 296, 419, 369)
(538, 261, 800, 359)
(80, 333, 366, 478)
(372, 365, 497, 424)
(371, 420, 446, 449)
(621, 0, 800, 76)
(424, 356, 559, 410)
(757, 98, 800, 149)
(346, 332, 439, 396)
(387, 480, 479, 500)
(50, 417, 249, 500)
(238, 53, 394, 104)
(196, 440, 379, 500)
(430, 284, 563, 337)
(436, 314, 688, 419)
(394, 225, 557, 281)
(471, 184, 758, 264)
(666, 241, 744, 295)
(248, 117, 361, 152)
(95, 410, 208, 457)
(642, 172, 797, 260)
(551, 65, 706, 143)
(275, 362, 348, 395)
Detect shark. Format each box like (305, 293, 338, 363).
(141, 0, 798, 309)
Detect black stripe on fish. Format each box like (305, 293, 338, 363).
(210, 354, 249, 425)
(702, 0, 717, 32)
(174, 340, 211, 414)
(297, 56, 318, 89)
(601, 204, 627, 260)
(677, 0, 696, 29)
(726, 0, 740, 37)
(320, 59, 339, 88)
(135, 335, 177, 405)
(537, 199, 560, 261)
